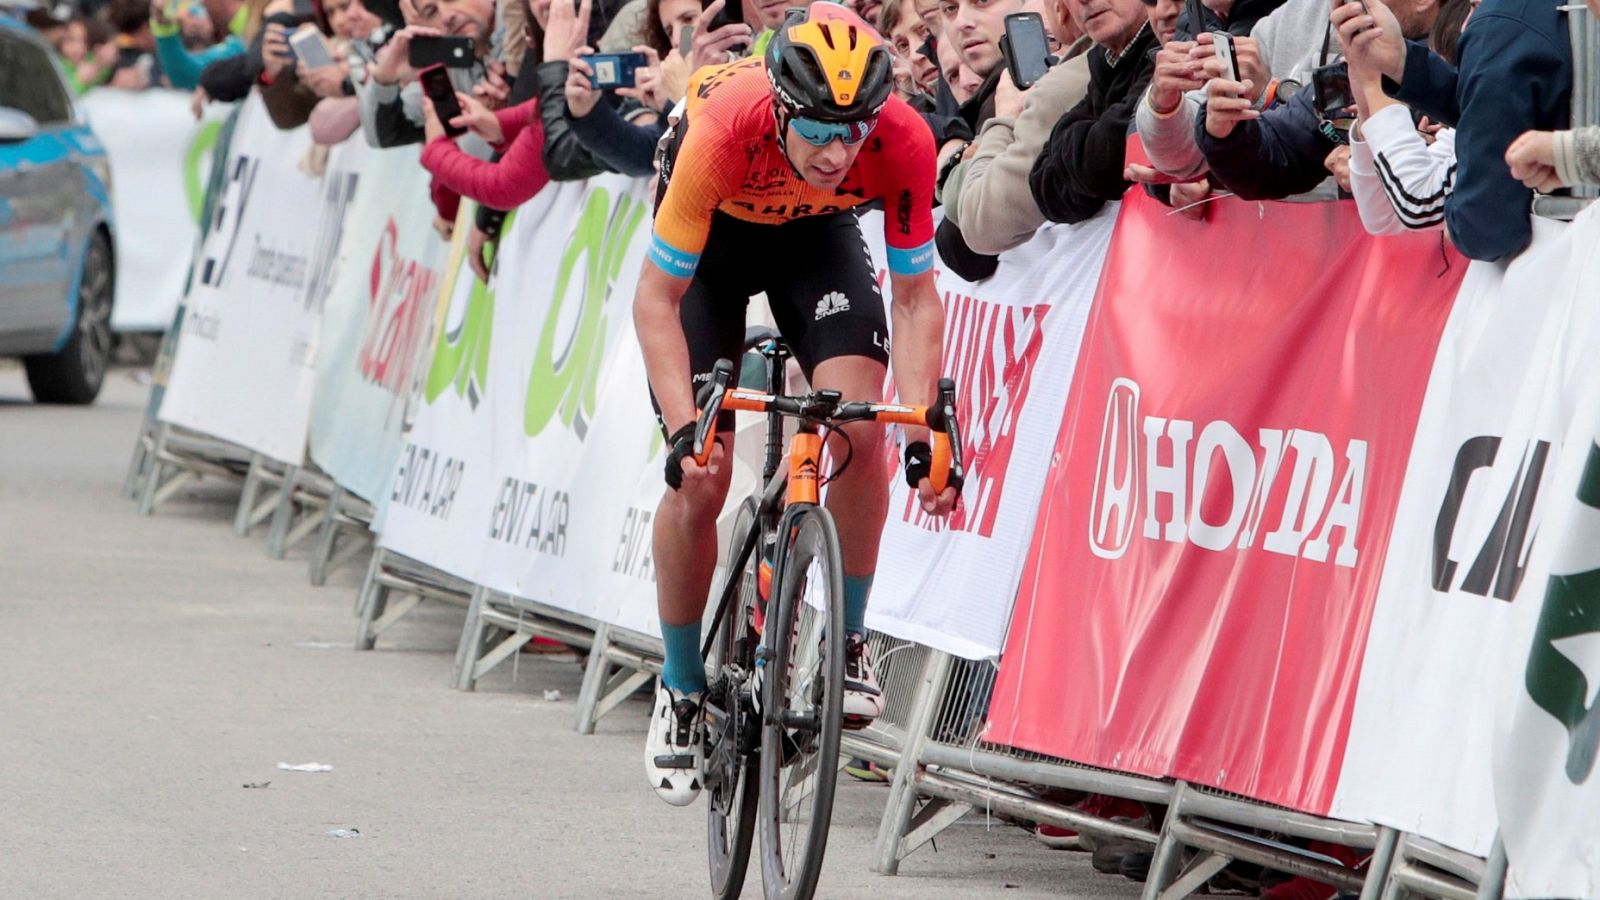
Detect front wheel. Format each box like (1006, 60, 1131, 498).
(25, 228, 114, 405)
(706, 498, 761, 899)
(758, 508, 845, 900)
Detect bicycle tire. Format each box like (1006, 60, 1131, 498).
(706, 498, 762, 899)
(757, 508, 846, 900)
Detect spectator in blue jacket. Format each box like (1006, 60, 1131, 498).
(152, 0, 258, 90)
(1335, 0, 1571, 260)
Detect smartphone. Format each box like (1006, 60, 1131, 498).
(580, 51, 649, 89)
(678, 24, 694, 58)
(419, 64, 467, 137)
(706, 0, 743, 33)
(289, 28, 337, 69)
(409, 34, 475, 69)
(1210, 31, 1239, 82)
(1001, 12, 1051, 90)
(1312, 61, 1355, 120)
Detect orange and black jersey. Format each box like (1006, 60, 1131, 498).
(648, 58, 938, 279)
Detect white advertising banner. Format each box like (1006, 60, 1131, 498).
(1331, 212, 1600, 857)
(81, 89, 228, 331)
(865, 210, 1115, 660)
(1491, 205, 1600, 898)
(308, 145, 448, 504)
(159, 96, 357, 465)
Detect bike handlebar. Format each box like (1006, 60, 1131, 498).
(691, 358, 966, 494)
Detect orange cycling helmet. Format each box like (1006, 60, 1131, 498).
(765, 1, 894, 124)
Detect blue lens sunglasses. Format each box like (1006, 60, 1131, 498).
(788, 113, 880, 146)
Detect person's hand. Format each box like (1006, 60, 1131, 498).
(1417, 116, 1442, 143)
(993, 67, 1026, 119)
(1124, 163, 1191, 184)
(564, 51, 603, 118)
(615, 46, 668, 110)
(1169, 179, 1214, 220)
(690, 0, 754, 70)
(467, 226, 495, 282)
(473, 60, 510, 110)
(1193, 34, 1268, 102)
(1332, 0, 1406, 85)
(916, 477, 958, 517)
(371, 24, 441, 85)
(262, 23, 295, 79)
(150, 0, 175, 26)
(1148, 41, 1202, 114)
(543, 0, 593, 63)
(422, 92, 447, 142)
(433, 215, 454, 240)
(656, 49, 692, 104)
(674, 441, 727, 497)
(1204, 77, 1258, 139)
(1325, 145, 1352, 192)
(452, 91, 504, 143)
(190, 85, 209, 119)
(1506, 130, 1564, 191)
(297, 60, 350, 98)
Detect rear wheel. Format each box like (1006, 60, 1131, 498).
(706, 498, 761, 899)
(758, 508, 846, 900)
(25, 229, 113, 405)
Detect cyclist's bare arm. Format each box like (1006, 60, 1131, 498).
(634, 263, 699, 436)
(888, 269, 958, 517)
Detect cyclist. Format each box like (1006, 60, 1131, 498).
(636, 1, 959, 806)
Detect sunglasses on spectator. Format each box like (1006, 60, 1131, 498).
(789, 114, 879, 146)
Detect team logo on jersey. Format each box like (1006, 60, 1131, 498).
(814, 291, 851, 320)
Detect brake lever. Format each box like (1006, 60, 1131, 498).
(932, 378, 964, 494)
(693, 358, 737, 464)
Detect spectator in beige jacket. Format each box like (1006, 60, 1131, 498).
(941, 0, 1092, 255)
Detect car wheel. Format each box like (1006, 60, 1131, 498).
(25, 229, 114, 405)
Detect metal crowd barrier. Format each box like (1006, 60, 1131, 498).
(352, 547, 476, 650)
(307, 486, 375, 586)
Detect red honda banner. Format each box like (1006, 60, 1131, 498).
(985, 190, 1465, 814)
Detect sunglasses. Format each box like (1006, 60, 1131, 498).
(789, 114, 879, 146)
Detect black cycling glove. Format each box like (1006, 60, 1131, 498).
(663, 423, 697, 490)
(903, 440, 964, 495)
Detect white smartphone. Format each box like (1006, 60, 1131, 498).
(1210, 31, 1239, 83)
(289, 28, 337, 69)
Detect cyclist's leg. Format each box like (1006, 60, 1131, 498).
(648, 214, 754, 691)
(765, 212, 892, 722)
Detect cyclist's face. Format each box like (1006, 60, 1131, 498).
(782, 123, 865, 191)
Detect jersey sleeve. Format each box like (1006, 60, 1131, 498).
(648, 110, 747, 279)
(874, 100, 938, 277)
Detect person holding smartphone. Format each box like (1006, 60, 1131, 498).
(151, 0, 259, 90)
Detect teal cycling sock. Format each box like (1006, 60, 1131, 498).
(843, 574, 874, 637)
(659, 620, 707, 694)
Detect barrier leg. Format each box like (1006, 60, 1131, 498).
(872, 649, 954, 875)
(354, 548, 389, 651)
(452, 586, 492, 691)
(124, 420, 153, 499)
(1360, 827, 1401, 900)
(136, 423, 173, 516)
(234, 454, 270, 536)
(1142, 781, 1193, 900)
(573, 623, 613, 734)
(1473, 835, 1506, 900)
(308, 487, 342, 586)
(266, 465, 301, 559)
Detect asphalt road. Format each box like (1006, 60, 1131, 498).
(0, 362, 1143, 899)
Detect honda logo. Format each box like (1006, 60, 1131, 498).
(1088, 378, 1368, 568)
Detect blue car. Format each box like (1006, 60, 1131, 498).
(0, 13, 115, 404)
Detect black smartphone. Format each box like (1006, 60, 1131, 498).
(419, 64, 467, 137)
(706, 0, 743, 32)
(679, 24, 694, 57)
(1001, 12, 1051, 90)
(580, 51, 649, 89)
(409, 34, 475, 69)
(1312, 61, 1355, 120)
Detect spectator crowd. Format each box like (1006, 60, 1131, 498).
(11, 0, 1599, 890)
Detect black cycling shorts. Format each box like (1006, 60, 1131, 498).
(650, 210, 891, 434)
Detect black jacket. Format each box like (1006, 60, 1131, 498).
(1029, 23, 1157, 224)
(935, 65, 1006, 282)
(538, 60, 613, 181)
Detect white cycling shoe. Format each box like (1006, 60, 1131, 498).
(842, 633, 884, 729)
(645, 681, 705, 807)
